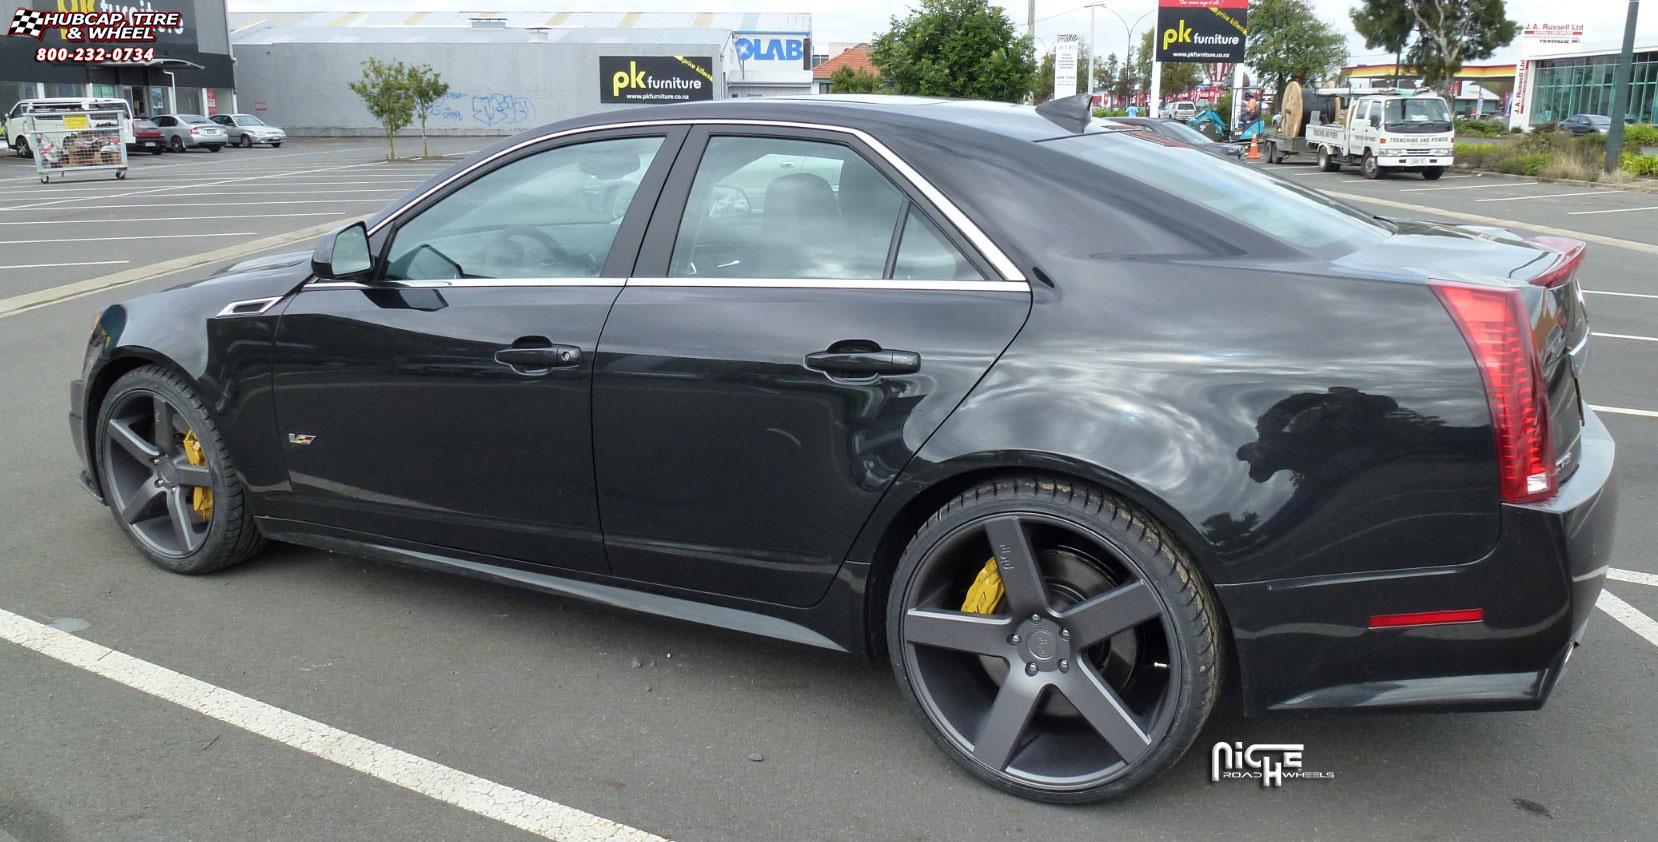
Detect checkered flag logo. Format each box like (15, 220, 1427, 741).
(8, 7, 47, 40)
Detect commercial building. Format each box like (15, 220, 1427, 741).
(226, 11, 813, 135)
(1, 0, 235, 120)
(811, 44, 876, 94)
(1516, 45, 1658, 128)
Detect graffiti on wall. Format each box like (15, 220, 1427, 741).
(427, 91, 537, 128)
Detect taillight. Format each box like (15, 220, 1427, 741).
(190, 127, 201, 134)
(1431, 281, 1556, 503)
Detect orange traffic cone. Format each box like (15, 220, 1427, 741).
(1247, 133, 1261, 161)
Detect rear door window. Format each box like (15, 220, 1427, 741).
(892, 209, 983, 281)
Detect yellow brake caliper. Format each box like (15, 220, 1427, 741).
(181, 429, 213, 520)
(961, 558, 1005, 614)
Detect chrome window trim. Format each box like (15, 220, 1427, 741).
(304, 278, 622, 290)
(362, 118, 1027, 285)
(625, 277, 1029, 293)
(213, 296, 283, 317)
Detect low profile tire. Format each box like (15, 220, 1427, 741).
(95, 365, 264, 574)
(1362, 150, 1382, 179)
(887, 478, 1221, 803)
(1317, 146, 1338, 172)
(1422, 167, 1444, 180)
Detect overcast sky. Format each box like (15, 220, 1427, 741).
(227, 1, 1656, 67)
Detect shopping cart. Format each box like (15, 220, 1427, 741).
(28, 109, 128, 183)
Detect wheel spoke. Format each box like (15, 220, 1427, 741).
(904, 608, 1014, 656)
(165, 487, 200, 552)
(118, 480, 164, 525)
(107, 418, 159, 462)
(971, 673, 1044, 771)
(1056, 580, 1162, 648)
(984, 516, 1049, 616)
(150, 397, 177, 452)
(1056, 665, 1152, 764)
(172, 459, 212, 488)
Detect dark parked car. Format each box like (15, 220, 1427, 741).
(69, 97, 1616, 803)
(1106, 116, 1245, 157)
(1558, 114, 1612, 135)
(127, 118, 165, 155)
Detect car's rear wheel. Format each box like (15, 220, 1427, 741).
(1317, 146, 1338, 172)
(169, 136, 184, 152)
(887, 477, 1220, 803)
(95, 366, 264, 574)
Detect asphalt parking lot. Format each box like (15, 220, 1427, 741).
(1, 138, 1655, 841)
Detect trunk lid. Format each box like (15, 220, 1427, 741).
(1332, 222, 1589, 487)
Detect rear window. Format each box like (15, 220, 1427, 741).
(1044, 131, 1391, 255)
(181, 115, 212, 124)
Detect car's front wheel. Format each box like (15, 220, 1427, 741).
(887, 477, 1220, 803)
(239, 134, 253, 148)
(14, 136, 30, 158)
(1362, 150, 1382, 178)
(95, 365, 264, 574)
(1421, 167, 1444, 180)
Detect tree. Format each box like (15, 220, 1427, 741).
(1348, 1, 1518, 93)
(349, 57, 414, 161)
(1246, 0, 1349, 105)
(830, 65, 883, 94)
(1097, 52, 1120, 98)
(869, 0, 1037, 103)
(1135, 30, 1204, 100)
(1350, 0, 1415, 86)
(1113, 44, 1140, 103)
(1406, 0, 1517, 93)
(405, 64, 450, 160)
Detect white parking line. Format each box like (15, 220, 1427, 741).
(0, 212, 344, 226)
(1, 180, 428, 197)
(0, 259, 128, 270)
(1568, 205, 1658, 215)
(0, 199, 384, 211)
(1400, 182, 1539, 193)
(1475, 191, 1613, 203)
(0, 232, 255, 246)
(1585, 290, 1658, 300)
(1609, 568, 1658, 588)
(1591, 404, 1658, 418)
(0, 609, 665, 842)
(1597, 591, 1658, 649)
(1594, 332, 1658, 343)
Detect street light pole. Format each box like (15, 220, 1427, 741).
(1088, 4, 1096, 101)
(1605, 0, 1641, 173)
(1087, 4, 1153, 108)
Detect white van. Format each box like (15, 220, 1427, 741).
(4, 97, 135, 158)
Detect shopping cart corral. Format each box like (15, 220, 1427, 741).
(28, 110, 127, 183)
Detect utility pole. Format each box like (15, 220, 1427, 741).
(1088, 4, 1096, 102)
(1029, 0, 1035, 39)
(1605, 0, 1641, 173)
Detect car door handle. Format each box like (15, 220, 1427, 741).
(805, 349, 921, 377)
(494, 345, 581, 370)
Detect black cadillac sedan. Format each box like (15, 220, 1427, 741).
(69, 96, 1616, 803)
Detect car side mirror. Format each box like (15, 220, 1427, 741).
(312, 221, 373, 281)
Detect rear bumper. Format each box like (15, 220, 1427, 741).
(1221, 408, 1616, 715)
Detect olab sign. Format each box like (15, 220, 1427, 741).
(600, 56, 716, 104)
(1155, 0, 1248, 63)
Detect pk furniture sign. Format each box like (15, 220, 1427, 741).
(600, 56, 715, 104)
(1155, 0, 1248, 64)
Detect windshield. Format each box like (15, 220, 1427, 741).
(237, 115, 267, 126)
(1048, 131, 1390, 255)
(1384, 97, 1451, 128)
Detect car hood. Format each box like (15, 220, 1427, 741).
(160, 249, 312, 299)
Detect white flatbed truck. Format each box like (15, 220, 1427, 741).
(1303, 92, 1455, 179)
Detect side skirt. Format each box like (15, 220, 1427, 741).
(255, 517, 864, 655)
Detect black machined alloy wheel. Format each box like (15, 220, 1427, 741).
(96, 366, 264, 574)
(888, 478, 1220, 803)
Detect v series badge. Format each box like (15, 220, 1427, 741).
(287, 433, 317, 445)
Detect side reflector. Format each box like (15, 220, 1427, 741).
(1430, 281, 1557, 504)
(1368, 608, 1485, 629)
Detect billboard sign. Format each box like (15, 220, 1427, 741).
(1155, 0, 1248, 64)
(1054, 36, 1079, 99)
(600, 56, 716, 104)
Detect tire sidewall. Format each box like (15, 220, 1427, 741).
(95, 367, 236, 574)
(884, 480, 1219, 803)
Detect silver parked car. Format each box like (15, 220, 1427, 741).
(211, 113, 286, 148)
(153, 114, 228, 152)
